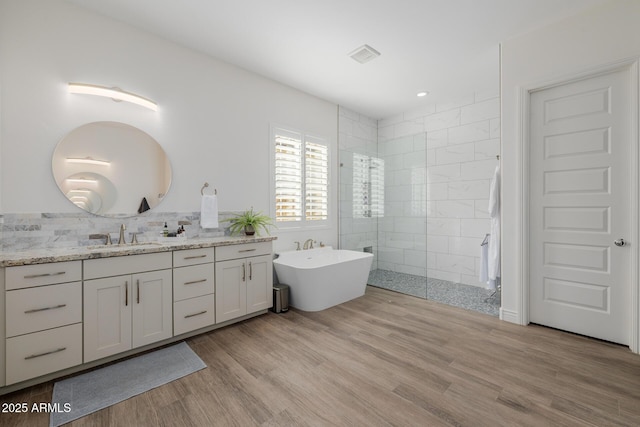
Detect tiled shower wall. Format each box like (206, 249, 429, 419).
(0, 211, 232, 251)
(338, 107, 378, 268)
(378, 92, 500, 287)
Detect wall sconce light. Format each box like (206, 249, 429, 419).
(66, 177, 98, 184)
(66, 157, 111, 166)
(68, 82, 158, 112)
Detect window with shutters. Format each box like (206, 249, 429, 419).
(353, 153, 384, 218)
(272, 126, 329, 226)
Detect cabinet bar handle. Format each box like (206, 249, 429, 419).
(24, 271, 66, 279)
(137, 279, 140, 304)
(184, 279, 207, 285)
(125, 281, 129, 306)
(25, 347, 66, 360)
(184, 310, 208, 319)
(24, 304, 67, 314)
(238, 249, 256, 253)
(242, 263, 246, 282)
(249, 262, 253, 280)
(184, 255, 207, 260)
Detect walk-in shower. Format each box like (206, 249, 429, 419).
(338, 103, 500, 317)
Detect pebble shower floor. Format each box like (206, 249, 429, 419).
(367, 269, 500, 317)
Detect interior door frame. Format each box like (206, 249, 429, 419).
(517, 58, 640, 353)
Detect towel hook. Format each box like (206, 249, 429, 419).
(201, 182, 217, 195)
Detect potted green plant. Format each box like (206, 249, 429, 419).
(223, 207, 274, 236)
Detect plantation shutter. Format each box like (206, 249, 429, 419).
(274, 130, 302, 222)
(305, 138, 328, 221)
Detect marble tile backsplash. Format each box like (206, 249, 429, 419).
(0, 211, 236, 252)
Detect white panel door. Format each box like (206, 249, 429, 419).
(529, 66, 633, 345)
(215, 259, 247, 323)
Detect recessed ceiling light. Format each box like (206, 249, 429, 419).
(417, 91, 429, 97)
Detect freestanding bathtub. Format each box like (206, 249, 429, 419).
(273, 247, 373, 311)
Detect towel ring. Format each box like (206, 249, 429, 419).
(201, 182, 217, 195)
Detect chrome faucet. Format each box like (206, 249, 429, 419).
(118, 224, 126, 245)
(303, 238, 315, 250)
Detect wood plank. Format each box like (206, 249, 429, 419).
(2, 286, 640, 426)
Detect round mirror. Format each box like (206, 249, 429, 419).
(52, 122, 171, 216)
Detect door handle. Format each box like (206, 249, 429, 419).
(614, 238, 626, 247)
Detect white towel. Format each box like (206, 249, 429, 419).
(200, 195, 219, 229)
(487, 165, 501, 290)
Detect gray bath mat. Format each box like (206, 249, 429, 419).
(50, 342, 206, 426)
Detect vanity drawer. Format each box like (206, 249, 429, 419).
(6, 261, 81, 290)
(6, 323, 82, 385)
(215, 242, 272, 261)
(173, 263, 215, 301)
(173, 294, 215, 335)
(6, 281, 82, 338)
(173, 247, 215, 268)
(84, 252, 172, 280)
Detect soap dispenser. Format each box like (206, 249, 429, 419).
(163, 222, 169, 237)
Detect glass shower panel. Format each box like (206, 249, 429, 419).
(367, 132, 428, 298)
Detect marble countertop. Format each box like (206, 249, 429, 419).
(0, 236, 277, 267)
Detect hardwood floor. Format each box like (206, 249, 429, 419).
(2, 286, 640, 426)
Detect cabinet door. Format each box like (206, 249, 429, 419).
(215, 259, 247, 323)
(246, 254, 273, 314)
(132, 269, 173, 348)
(84, 275, 132, 362)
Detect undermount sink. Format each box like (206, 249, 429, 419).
(86, 242, 165, 250)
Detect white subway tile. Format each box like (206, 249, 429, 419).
(427, 218, 460, 236)
(413, 133, 427, 151)
(427, 128, 448, 149)
(460, 97, 499, 125)
(460, 159, 497, 181)
(474, 138, 501, 160)
(424, 109, 461, 132)
(461, 218, 491, 238)
(395, 217, 426, 234)
(449, 236, 484, 257)
(378, 124, 394, 142)
(434, 200, 474, 218)
(474, 199, 491, 219)
(405, 249, 427, 268)
(448, 180, 490, 200)
(396, 265, 427, 277)
(378, 114, 405, 128)
(448, 121, 490, 145)
(426, 235, 448, 253)
(436, 253, 476, 275)
(426, 182, 448, 200)
(403, 150, 427, 169)
(427, 163, 460, 184)
(474, 90, 499, 103)
(435, 143, 475, 165)
(490, 118, 501, 139)
(395, 119, 425, 138)
(377, 247, 405, 264)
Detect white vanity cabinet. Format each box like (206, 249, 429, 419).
(172, 247, 216, 335)
(4, 261, 83, 385)
(215, 242, 273, 323)
(83, 253, 172, 363)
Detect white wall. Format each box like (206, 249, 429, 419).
(0, 0, 338, 253)
(501, 0, 640, 323)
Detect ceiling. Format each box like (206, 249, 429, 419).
(65, 0, 607, 119)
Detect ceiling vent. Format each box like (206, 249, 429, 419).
(349, 44, 381, 64)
